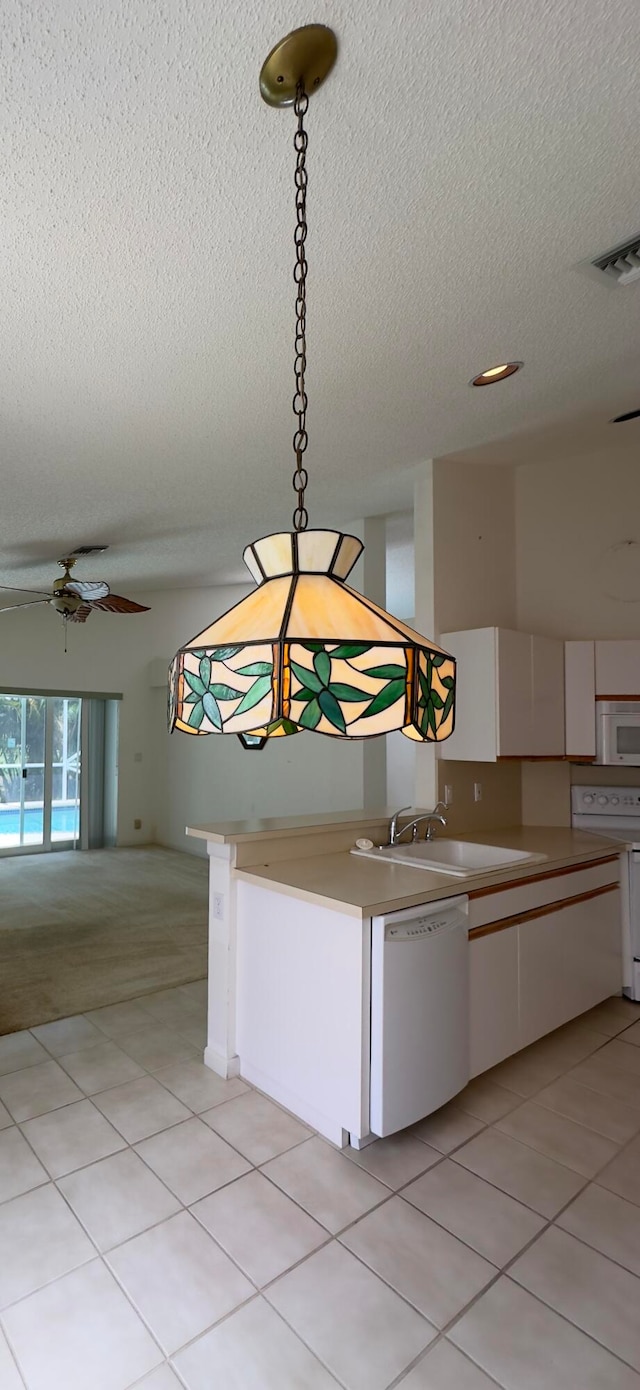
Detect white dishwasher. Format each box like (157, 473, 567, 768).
(370, 895, 470, 1137)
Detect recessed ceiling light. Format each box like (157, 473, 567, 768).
(470, 361, 523, 386)
(611, 408, 640, 423)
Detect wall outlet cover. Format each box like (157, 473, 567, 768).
(473, 783, 482, 802)
(134, 818, 142, 829)
(213, 893, 225, 921)
(444, 784, 453, 806)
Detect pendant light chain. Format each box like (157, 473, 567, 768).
(292, 80, 309, 532)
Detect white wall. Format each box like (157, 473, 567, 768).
(516, 452, 640, 639)
(0, 583, 364, 853)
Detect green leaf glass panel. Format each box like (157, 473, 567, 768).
(168, 530, 456, 748)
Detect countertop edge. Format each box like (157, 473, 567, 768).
(234, 834, 623, 918)
(185, 809, 420, 844)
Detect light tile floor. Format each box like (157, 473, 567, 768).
(0, 989, 639, 1388)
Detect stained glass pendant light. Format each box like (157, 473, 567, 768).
(169, 25, 456, 750)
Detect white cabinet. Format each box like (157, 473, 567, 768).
(469, 926, 519, 1077)
(497, 630, 532, 756)
(531, 636, 565, 755)
(595, 641, 640, 697)
(519, 890, 621, 1047)
(440, 627, 565, 762)
(565, 641, 596, 759)
(469, 860, 621, 1077)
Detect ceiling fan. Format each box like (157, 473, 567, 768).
(0, 553, 150, 624)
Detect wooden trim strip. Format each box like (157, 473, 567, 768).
(497, 755, 565, 762)
(595, 694, 640, 701)
(469, 882, 618, 939)
(468, 854, 618, 900)
(496, 753, 596, 762)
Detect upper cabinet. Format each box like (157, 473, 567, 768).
(440, 627, 565, 762)
(565, 641, 596, 759)
(530, 636, 566, 756)
(595, 641, 640, 697)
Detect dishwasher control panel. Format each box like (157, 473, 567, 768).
(386, 915, 456, 940)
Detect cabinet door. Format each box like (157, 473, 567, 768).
(565, 641, 595, 758)
(518, 888, 621, 1048)
(497, 629, 533, 756)
(469, 927, 519, 1077)
(531, 636, 565, 755)
(438, 628, 498, 761)
(595, 642, 640, 697)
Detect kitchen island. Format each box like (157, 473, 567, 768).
(188, 811, 623, 1147)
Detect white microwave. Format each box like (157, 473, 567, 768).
(597, 701, 640, 765)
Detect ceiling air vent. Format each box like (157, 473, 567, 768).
(593, 234, 640, 286)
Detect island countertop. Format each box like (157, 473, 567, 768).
(232, 825, 623, 918)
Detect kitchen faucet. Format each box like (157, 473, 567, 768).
(388, 802, 448, 845)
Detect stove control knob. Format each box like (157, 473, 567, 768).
(597, 795, 609, 805)
(610, 796, 620, 806)
(583, 794, 595, 804)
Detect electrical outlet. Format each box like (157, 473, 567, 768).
(444, 784, 453, 806)
(213, 893, 225, 920)
(134, 818, 142, 829)
(134, 752, 142, 763)
(473, 782, 482, 802)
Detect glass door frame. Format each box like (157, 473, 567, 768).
(0, 694, 81, 858)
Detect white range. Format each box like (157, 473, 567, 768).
(572, 784, 640, 1001)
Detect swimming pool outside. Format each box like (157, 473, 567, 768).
(0, 802, 79, 847)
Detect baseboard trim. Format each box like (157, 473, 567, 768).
(204, 1045, 241, 1079)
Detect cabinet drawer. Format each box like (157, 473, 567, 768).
(468, 857, 619, 932)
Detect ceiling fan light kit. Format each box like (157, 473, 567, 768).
(168, 25, 456, 750)
(0, 555, 149, 650)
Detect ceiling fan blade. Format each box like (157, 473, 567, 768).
(65, 580, 110, 601)
(66, 604, 93, 623)
(0, 599, 50, 613)
(89, 594, 150, 614)
(0, 583, 51, 598)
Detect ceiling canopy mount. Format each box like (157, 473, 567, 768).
(259, 24, 337, 108)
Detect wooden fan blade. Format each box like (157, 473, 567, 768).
(89, 594, 150, 614)
(65, 580, 110, 601)
(0, 599, 50, 613)
(66, 604, 93, 623)
(0, 583, 51, 598)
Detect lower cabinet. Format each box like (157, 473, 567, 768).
(469, 926, 519, 1075)
(518, 889, 622, 1048)
(469, 867, 621, 1078)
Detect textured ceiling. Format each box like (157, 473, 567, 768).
(2, 0, 640, 593)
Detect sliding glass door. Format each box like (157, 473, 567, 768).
(0, 694, 81, 854)
(51, 697, 81, 843)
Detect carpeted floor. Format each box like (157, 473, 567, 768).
(0, 846, 208, 1033)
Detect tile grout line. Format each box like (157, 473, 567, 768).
(1, 995, 639, 1386)
(0, 1043, 359, 1383)
(425, 1118, 640, 1383)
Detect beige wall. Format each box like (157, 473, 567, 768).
(431, 458, 522, 830)
(420, 448, 640, 832)
(515, 450, 640, 825)
(433, 459, 517, 632)
(438, 760, 522, 835)
(516, 452, 640, 639)
(521, 762, 571, 828)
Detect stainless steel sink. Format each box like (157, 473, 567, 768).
(351, 838, 546, 877)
